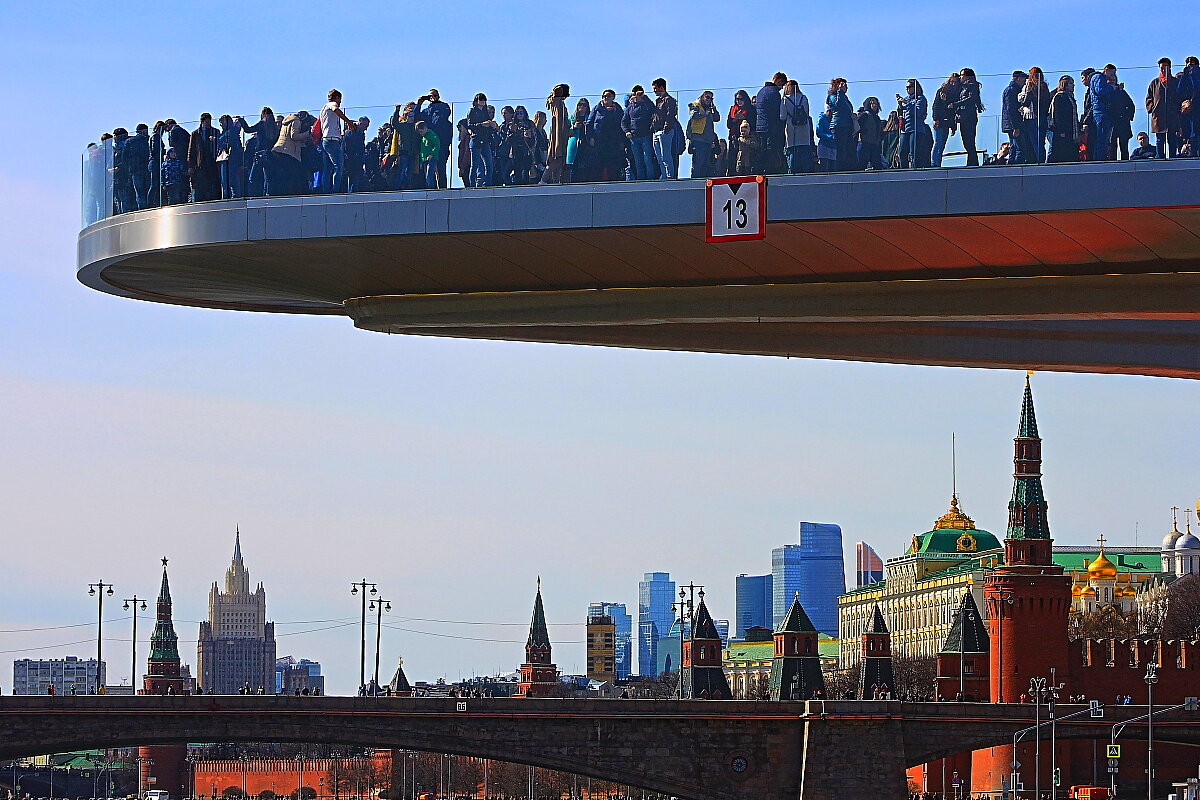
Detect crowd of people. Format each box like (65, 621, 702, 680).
(88, 57, 1200, 217)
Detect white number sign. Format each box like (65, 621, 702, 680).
(706, 176, 766, 242)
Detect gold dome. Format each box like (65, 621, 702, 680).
(1081, 586, 1098, 597)
(1087, 550, 1118, 580)
(1071, 584, 1083, 597)
(934, 494, 977, 531)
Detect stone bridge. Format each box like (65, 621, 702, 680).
(2, 697, 1197, 800)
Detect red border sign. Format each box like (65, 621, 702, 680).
(705, 175, 767, 242)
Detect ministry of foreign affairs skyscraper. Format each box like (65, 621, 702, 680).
(197, 530, 276, 693)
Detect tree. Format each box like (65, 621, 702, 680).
(820, 667, 857, 700)
(1071, 607, 1138, 640)
(742, 673, 771, 700)
(257, 792, 276, 800)
(890, 654, 937, 699)
(222, 788, 244, 799)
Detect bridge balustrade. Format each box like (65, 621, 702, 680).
(83, 64, 1176, 227)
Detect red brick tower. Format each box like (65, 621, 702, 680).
(974, 378, 1073, 795)
(516, 578, 558, 697)
(140, 558, 188, 799)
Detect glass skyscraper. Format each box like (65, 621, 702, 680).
(771, 544, 803, 630)
(587, 601, 633, 679)
(856, 541, 884, 586)
(798, 522, 846, 635)
(734, 573, 773, 639)
(638, 572, 676, 677)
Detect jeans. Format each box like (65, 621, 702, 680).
(856, 141, 883, 170)
(469, 139, 493, 187)
(960, 119, 979, 166)
(899, 132, 915, 168)
(164, 184, 187, 205)
(1156, 131, 1182, 159)
(1092, 118, 1115, 161)
(435, 145, 450, 189)
(787, 145, 815, 174)
(130, 170, 150, 210)
(652, 127, 679, 179)
(689, 140, 713, 178)
(494, 154, 513, 186)
(246, 151, 269, 197)
(932, 124, 951, 167)
(220, 160, 243, 199)
(423, 159, 438, 189)
(629, 136, 656, 180)
(1008, 129, 1030, 165)
(390, 156, 411, 191)
(1023, 118, 1048, 163)
(321, 138, 345, 193)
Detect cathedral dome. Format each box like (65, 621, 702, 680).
(1080, 586, 1098, 597)
(1163, 526, 1184, 551)
(1087, 551, 1118, 580)
(1175, 532, 1200, 551)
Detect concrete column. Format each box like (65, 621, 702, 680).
(798, 715, 910, 800)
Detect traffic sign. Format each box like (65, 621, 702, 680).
(706, 176, 766, 242)
(1186, 696, 1199, 711)
(1090, 700, 1104, 717)
(1107, 744, 1121, 759)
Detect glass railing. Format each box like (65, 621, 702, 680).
(81, 63, 1195, 227)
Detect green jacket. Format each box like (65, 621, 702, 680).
(420, 130, 441, 162)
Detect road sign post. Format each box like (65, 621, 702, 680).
(706, 176, 766, 242)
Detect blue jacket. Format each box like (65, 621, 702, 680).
(1001, 79, 1024, 133)
(586, 101, 625, 144)
(419, 100, 454, 142)
(1090, 72, 1117, 122)
(816, 110, 834, 148)
(755, 83, 783, 136)
(826, 89, 853, 134)
(621, 96, 657, 138)
(899, 93, 928, 132)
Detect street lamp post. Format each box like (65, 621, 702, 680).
(88, 581, 115, 689)
(368, 598, 392, 690)
(296, 755, 303, 800)
(123, 596, 147, 690)
(350, 580, 378, 693)
(1029, 676, 1046, 800)
(1145, 662, 1158, 800)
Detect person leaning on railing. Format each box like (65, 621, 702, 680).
(238, 108, 278, 198)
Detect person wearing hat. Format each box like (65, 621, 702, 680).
(1001, 70, 1029, 164)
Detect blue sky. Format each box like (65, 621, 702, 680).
(0, 2, 1196, 693)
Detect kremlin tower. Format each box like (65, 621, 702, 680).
(768, 593, 825, 701)
(680, 592, 732, 699)
(516, 579, 559, 697)
(140, 558, 188, 799)
(975, 378, 1073, 794)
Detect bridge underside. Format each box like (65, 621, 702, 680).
(77, 170, 1200, 377)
